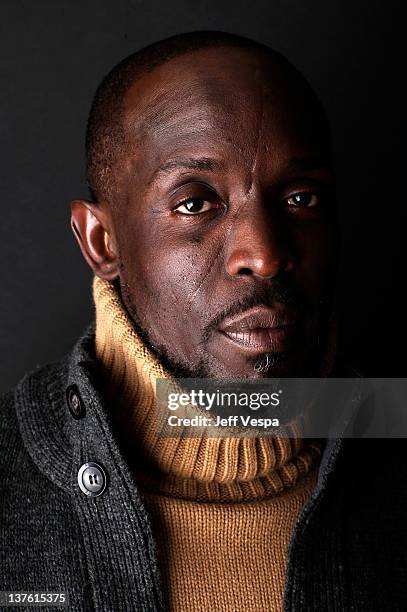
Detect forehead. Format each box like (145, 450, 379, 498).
(122, 47, 327, 181)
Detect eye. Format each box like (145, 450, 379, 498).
(285, 192, 319, 208)
(174, 197, 218, 215)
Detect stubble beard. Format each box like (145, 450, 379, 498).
(116, 276, 332, 380)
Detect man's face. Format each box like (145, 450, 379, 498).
(110, 47, 339, 378)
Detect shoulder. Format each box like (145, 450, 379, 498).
(1, 359, 68, 411)
(0, 322, 99, 486)
(1, 321, 97, 437)
(0, 360, 68, 462)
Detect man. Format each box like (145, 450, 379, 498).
(1, 31, 406, 612)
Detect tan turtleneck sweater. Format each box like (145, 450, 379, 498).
(93, 276, 325, 612)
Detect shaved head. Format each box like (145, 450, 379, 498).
(86, 30, 330, 206)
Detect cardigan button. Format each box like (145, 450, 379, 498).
(66, 385, 86, 419)
(78, 462, 107, 497)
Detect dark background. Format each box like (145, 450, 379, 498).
(0, 0, 403, 393)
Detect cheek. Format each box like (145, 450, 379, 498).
(152, 248, 200, 303)
(118, 227, 212, 350)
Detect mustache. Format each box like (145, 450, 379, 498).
(201, 278, 312, 344)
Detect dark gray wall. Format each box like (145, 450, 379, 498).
(0, 0, 403, 392)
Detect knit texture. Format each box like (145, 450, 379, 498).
(93, 275, 324, 611)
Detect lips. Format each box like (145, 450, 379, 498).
(218, 305, 300, 352)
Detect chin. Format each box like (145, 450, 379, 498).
(210, 349, 322, 380)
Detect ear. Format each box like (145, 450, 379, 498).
(70, 199, 119, 280)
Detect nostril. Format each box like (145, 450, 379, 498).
(238, 268, 253, 276)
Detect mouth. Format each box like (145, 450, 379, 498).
(218, 305, 301, 354)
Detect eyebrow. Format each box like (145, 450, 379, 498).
(147, 155, 333, 188)
(148, 157, 225, 186)
(285, 157, 334, 175)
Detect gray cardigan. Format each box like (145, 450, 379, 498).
(1, 322, 406, 611)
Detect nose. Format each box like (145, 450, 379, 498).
(224, 206, 295, 279)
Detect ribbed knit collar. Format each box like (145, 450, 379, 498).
(93, 276, 325, 502)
